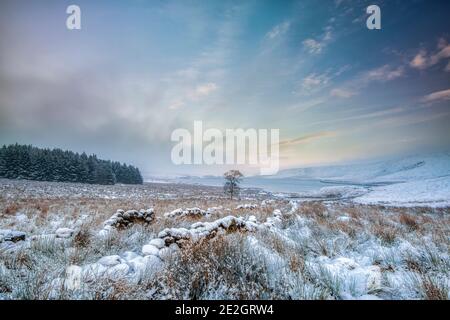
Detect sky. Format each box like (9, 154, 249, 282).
(0, 0, 449, 178)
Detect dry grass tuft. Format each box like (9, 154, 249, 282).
(372, 223, 398, 245)
(299, 202, 328, 221)
(155, 233, 275, 299)
(399, 213, 419, 231)
(421, 275, 448, 300)
(288, 254, 305, 273)
(4, 203, 20, 215)
(73, 228, 92, 249)
(332, 220, 359, 238)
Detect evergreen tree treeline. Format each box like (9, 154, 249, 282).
(0, 144, 143, 185)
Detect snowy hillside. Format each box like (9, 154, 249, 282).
(169, 153, 450, 207)
(274, 152, 450, 184)
(273, 153, 450, 207)
(354, 177, 450, 208)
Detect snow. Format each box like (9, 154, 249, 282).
(98, 255, 123, 267)
(142, 244, 160, 256)
(105, 263, 131, 278)
(0, 173, 448, 300)
(307, 256, 383, 298)
(76, 253, 163, 284)
(30, 234, 56, 242)
(206, 206, 223, 214)
(354, 176, 450, 207)
(65, 265, 82, 290)
(269, 152, 450, 207)
(158, 247, 173, 260)
(128, 255, 163, 275)
(142, 255, 163, 271)
(148, 238, 166, 249)
(15, 214, 28, 223)
(261, 199, 275, 206)
(121, 251, 140, 261)
(55, 227, 75, 238)
(337, 216, 351, 222)
(164, 207, 207, 218)
(287, 200, 298, 214)
(82, 263, 109, 281)
(0, 229, 26, 242)
(274, 152, 450, 184)
(156, 215, 260, 245)
(236, 204, 258, 210)
(99, 208, 155, 236)
(307, 186, 368, 199)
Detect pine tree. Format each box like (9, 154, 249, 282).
(0, 145, 6, 177)
(0, 144, 144, 185)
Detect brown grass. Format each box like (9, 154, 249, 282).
(346, 206, 362, 219)
(156, 233, 275, 299)
(73, 228, 92, 249)
(288, 254, 305, 273)
(4, 203, 20, 215)
(331, 220, 359, 238)
(372, 223, 398, 245)
(399, 213, 419, 231)
(299, 202, 328, 221)
(421, 275, 448, 300)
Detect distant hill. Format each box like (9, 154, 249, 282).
(270, 152, 450, 184)
(0, 144, 143, 185)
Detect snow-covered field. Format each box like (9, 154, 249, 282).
(273, 152, 450, 183)
(170, 153, 450, 207)
(0, 178, 448, 300)
(354, 177, 450, 208)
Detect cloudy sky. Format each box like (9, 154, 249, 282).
(0, 0, 449, 177)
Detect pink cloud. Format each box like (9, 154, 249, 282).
(422, 88, 450, 103)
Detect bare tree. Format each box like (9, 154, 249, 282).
(223, 170, 243, 200)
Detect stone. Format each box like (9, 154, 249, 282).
(337, 216, 351, 222)
(149, 238, 165, 249)
(65, 265, 82, 290)
(106, 263, 130, 278)
(126, 210, 138, 216)
(158, 247, 172, 260)
(0, 229, 26, 242)
(55, 228, 75, 238)
(121, 251, 139, 261)
(142, 244, 160, 256)
(97, 255, 123, 267)
(142, 255, 163, 271)
(98, 229, 110, 238)
(129, 255, 162, 274)
(128, 256, 145, 273)
(82, 263, 108, 280)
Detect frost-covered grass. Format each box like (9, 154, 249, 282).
(0, 179, 449, 300)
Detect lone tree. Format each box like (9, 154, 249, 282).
(223, 170, 243, 200)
